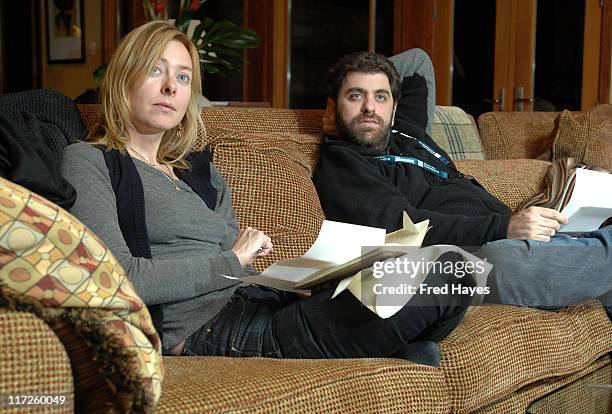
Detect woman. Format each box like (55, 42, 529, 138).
(62, 21, 470, 362)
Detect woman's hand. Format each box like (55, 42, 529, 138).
(232, 227, 273, 268)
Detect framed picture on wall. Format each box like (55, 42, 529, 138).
(46, 0, 85, 63)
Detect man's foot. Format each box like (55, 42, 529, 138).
(392, 341, 441, 367)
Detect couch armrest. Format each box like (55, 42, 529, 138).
(0, 309, 74, 407)
(477, 111, 559, 159)
(455, 159, 550, 212)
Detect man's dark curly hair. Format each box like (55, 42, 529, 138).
(327, 51, 401, 102)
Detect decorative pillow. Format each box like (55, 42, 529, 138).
(432, 106, 485, 160)
(208, 127, 325, 272)
(0, 177, 162, 411)
(552, 110, 612, 171)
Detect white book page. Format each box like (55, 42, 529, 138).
(253, 220, 386, 285)
(560, 168, 612, 232)
(301, 220, 386, 263)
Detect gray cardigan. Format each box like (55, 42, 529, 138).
(61, 142, 243, 348)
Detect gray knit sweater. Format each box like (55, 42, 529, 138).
(61, 142, 243, 348)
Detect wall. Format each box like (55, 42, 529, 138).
(40, 0, 102, 99)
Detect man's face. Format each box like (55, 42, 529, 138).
(335, 71, 397, 151)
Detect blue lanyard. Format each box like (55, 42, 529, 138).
(391, 129, 453, 167)
(374, 155, 449, 179)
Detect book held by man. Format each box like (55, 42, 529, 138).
(559, 168, 612, 233)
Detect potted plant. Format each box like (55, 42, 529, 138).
(76, 0, 259, 103)
(143, 0, 260, 77)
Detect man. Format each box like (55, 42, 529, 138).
(313, 51, 611, 312)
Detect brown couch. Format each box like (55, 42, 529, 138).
(1, 105, 610, 413)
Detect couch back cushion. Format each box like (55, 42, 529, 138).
(206, 126, 325, 272)
(477, 111, 559, 159)
(79, 104, 484, 160)
(200, 108, 326, 271)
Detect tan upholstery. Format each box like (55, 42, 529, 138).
(158, 357, 450, 413)
(477, 355, 611, 413)
(525, 357, 612, 414)
(2, 104, 609, 413)
(153, 303, 612, 413)
(209, 127, 325, 272)
(439, 303, 611, 412)
(477, 112, 559, 159)
(455, 159, 550, 212)
(552, 110, 612, 171)
(0, 309, 74, 413)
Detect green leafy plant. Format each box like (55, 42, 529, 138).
(144, 0, 260, 76)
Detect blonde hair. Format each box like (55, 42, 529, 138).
(89, 21, 203, 169)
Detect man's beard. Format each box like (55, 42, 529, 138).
(336, 112, 391, 152)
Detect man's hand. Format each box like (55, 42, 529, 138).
(232, 227, 273, 267)
(507, 206, 569, 241)
(323, 97, 338, 137)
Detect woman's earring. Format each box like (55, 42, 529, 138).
(177, 123, 183, 139)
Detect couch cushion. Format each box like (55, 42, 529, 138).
(552, 110, 612, 171)
(154, 303, 611, 414)
(0, 177, 162, 411)
(0, 309, 74, 407)
(208, 127, 325, 271)
(477, 112, 559, 159)
(158, 357, 450, 414)
(477, 355, 610, 413)
(440, 303, 612, 413)
(523, 356, 611, 414)
(455, 159, 550, 212)
(432, 106, 485, 160)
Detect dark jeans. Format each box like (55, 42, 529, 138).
(184, 252, 473, 358)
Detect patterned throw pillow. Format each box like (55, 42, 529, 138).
(208, 127, 325, 272)
(552, 110, 612, 171)
(0, 177, 163, 411)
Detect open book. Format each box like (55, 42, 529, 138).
(228, 213, 493, 319)
(559, 168, 612, 233)
(232, 213, 430, 293)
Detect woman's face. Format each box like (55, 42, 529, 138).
(129, 40, 193, 137)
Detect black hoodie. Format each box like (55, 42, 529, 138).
(313, 118, 512, 246)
